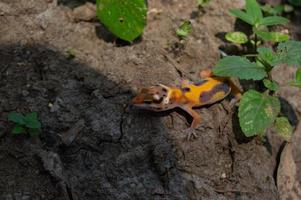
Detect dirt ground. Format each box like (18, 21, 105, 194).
(0, 0, 300, 199)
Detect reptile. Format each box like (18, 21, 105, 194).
(129, 69, 241, 140)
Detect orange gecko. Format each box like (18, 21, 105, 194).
(129, 69, 241, 140)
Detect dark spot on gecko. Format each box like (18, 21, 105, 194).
(162, 88, 167, 92)
(181, 87, 191, 92)
(199, 83, 230, 103)
(194, 79, 208, 86)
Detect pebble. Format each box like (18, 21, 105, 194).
(72, 3, 96, 22)
(22, 90, 29, 96)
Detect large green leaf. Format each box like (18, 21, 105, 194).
(96, 0, 147, 42)
(276, 41, 301, 67)
(213, 56, 267, 80)
(256, 31, 289, 42)
(238, 90, 280, 136)
(259, 16, 289, 26)
(229, 9, 254, 25)
(8, 112, 25, 124)
(246, 0, 263, 25)
(225, 32, 248, 44)
(274, 117, 293, 141)
(24, 112, 41, 129)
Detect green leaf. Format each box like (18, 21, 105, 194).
(229, 9, 254, 25)
(12, 125, 26, 135)
(8, 112, 25, 124)
(256, 31, 289, 42)
(288, 0, 301, 6)
(246, 0, 263, 25)
(257, 47, 277, 66)
(263, 79, 279, 91)
(238, 90, 280, 137)
(276, 41, 301, 67)
(96, 0, 147, 42)
(213, 56, 267, 80)
(28, 128, 40, 137)
(176, 20, 192, 38)
(225, 32, 248, 44)
(24, 112, 41, 129)
(274, 117, 293, 141)
(289, 69, 301, 87)
(260, 16, 289, 26)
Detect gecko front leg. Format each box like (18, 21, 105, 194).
(178, 104, 201, 140)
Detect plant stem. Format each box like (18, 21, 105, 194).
(254, 34, 258, 53)
(267, 71, 275, 96)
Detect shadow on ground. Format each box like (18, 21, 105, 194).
(0, 43, 187, 200)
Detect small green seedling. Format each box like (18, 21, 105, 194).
(8, 112, 41, 137)
(229, 0, 288, 28)
(213, 40, 301, 141)
(66, 48, 76, 60)
(228, 0, 289, 47)
(96, 0, 147, 42)
(197, 0, 211, 8)
(176, 20, 192, 38)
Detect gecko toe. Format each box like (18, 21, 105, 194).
(184, 128, 197, 141)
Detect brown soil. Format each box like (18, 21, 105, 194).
(0, 0, 300, 200)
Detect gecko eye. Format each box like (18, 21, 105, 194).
(163, 97, 169, 104)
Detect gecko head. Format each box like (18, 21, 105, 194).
(129, 84, 172, 111)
